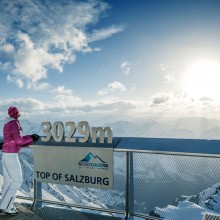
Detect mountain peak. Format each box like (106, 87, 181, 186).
(80, 152, 107, 163)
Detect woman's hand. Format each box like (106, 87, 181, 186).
(30, 134, 40, 141)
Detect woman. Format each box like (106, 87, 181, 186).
(0, 106, 39, 215)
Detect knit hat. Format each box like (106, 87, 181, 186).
(8, 106, 21, 119)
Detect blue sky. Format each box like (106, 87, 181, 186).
(1, 0, 220, 124)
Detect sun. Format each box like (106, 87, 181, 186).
(182, 59, 220, 100)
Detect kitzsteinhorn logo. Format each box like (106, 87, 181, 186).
(79, 152, 108, 170)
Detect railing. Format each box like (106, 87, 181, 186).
(1, 137, 220, 220)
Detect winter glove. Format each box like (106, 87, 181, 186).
(30, 134, 40, 141)
(0, 142, 3, 150)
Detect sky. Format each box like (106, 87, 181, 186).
(1, 0, 220, 125)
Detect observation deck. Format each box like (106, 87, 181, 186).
(1, 137, 220, 219)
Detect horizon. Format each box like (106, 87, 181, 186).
(1, 116, 220, 140)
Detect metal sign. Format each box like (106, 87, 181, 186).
(34, 145, 114, 189)
(41, 121, 113, 144)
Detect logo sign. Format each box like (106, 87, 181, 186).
(79, 152, 109, 170)
(34, 146, 113, 189)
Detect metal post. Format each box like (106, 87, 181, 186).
(31, 179, 42, 210)
(125, 151, 134, 220)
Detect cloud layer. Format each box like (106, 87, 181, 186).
(0, 0, 123, 89)
(1, 89, 218, 124)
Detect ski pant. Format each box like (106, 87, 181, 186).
(0, 153, 23, 211)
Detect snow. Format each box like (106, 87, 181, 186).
(152, 183, 220, 219)
(199, 183, 220, 203)
(155, 201, 215, 220)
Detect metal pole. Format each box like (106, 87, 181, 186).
(125, 151, 134, 220)
(31, 179, 42, 210)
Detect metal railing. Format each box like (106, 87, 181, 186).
(1, 137, 220, 220)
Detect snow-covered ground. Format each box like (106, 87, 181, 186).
(153, 183, 220, 219)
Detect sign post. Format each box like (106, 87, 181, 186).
(33, 120, 115, 189)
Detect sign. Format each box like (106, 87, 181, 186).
(34, 145, 114, 189)
(41, 121, 113, 144)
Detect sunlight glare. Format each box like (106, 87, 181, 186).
(183, 59, 220, 100)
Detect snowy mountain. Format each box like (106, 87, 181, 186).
(1, 117, 220, 139)
(106, 117, 220, 139)
(0, 119, 43, 136)
(151, 183, 220, 219)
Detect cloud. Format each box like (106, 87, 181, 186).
(0, 98, 48, 115)
(53, 95, 82, 108)
(88, 25, 124, 42)
(200, 97, 214, 102)
(7, 75, 24, 88)
(152, 92, 172, 104)
(6, 74, 52, 91)
(0, 62, 11, 71)
(160, 63, 168, 72)
(0, 96, 142, 122)
(13, 32, 66, 82)
(0, 0, 124, 89)
(0, 43, 14, 54)
(121, 61, 132, 75)
(52, 86, 73, 95)
(160, 63, 175, 83)
(27, 81, 51, 91)
(148, 91, 219, 119)
(1, 91, 220, 123)
(97, 81, 127, 96)
(164, 73, 175, 83)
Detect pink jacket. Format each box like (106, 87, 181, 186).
(2, 118, 33, 153)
